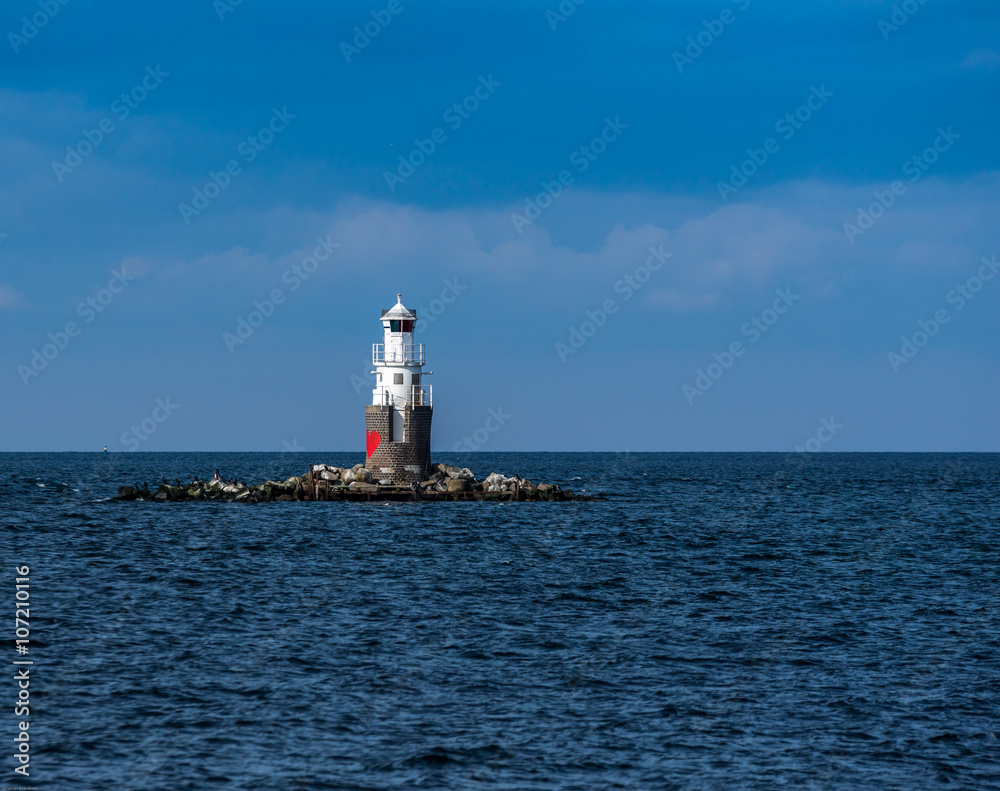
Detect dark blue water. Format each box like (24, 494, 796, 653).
(3, 452, 999, 790)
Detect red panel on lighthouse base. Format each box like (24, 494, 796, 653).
(366, 429, 381, 458)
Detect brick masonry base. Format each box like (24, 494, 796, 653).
(364, 404, 433, 485)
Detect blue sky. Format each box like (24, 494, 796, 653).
(1, 0, 998, 451)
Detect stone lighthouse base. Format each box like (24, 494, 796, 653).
(364, 404, 433, 485)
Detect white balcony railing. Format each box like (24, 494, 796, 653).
(410, 384, 432, 407)
(373, 343, 425, 365)
(374, 385, 433, 408)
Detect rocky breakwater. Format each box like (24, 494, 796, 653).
(116, 464, 596, 503)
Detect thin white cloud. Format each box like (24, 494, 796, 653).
(132, 173, 1000, 321)
(961, 48, 1000, 69)
(0, 284, 25, 309)
(645, 289, 719, 311)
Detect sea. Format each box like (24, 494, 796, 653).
(2, 451, 999, 790)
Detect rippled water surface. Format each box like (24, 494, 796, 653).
(3, 451, 999, 790)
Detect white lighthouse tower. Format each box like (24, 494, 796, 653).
(364, 294, 434, 484)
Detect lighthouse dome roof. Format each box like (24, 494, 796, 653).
(382, 293, 416, 319)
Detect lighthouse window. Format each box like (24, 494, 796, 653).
(390, 320, 401, 332)
(394, 374, 404, 385)
(412, 373, 420, 385)
(400, 320, 413, 332)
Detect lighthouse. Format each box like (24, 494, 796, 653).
(364, 294, 434, 485)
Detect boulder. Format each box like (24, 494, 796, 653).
(260, 481, 293, 502)
(344, 466, 372, 484)
(348, 481, 378, 493)
(158, 484, 186, 501)
(446, 478, 469, 492)
(117, 486, 138, 501)
(539, 484, 560, 501)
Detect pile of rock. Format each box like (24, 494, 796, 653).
(117, 470, 312, 503)
(116, 464, 582, 503)
(414, 464, 565, 499)
(310, 463, 377, 490)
